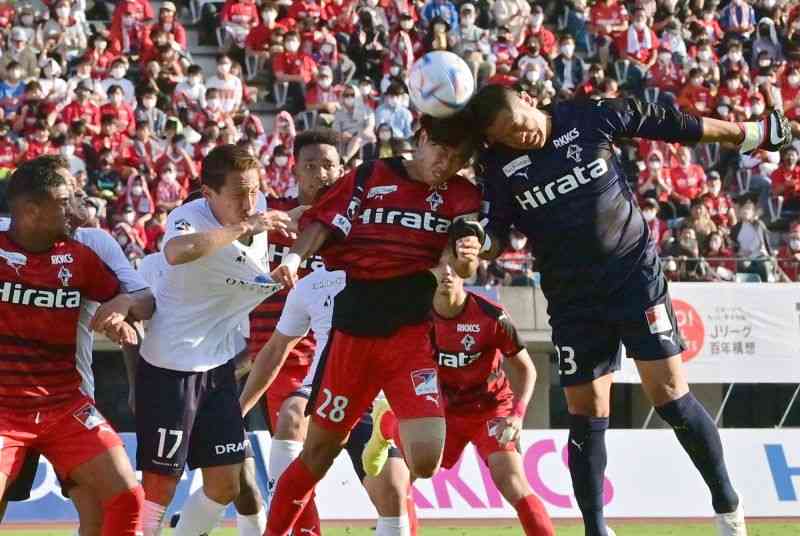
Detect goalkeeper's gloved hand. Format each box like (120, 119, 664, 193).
(739, 110, 793, 154)
(448, 219, 486, 256)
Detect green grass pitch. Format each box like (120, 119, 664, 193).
(2, 523, 798, 535)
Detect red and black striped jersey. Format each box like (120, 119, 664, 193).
(0, 232, 119, 413)
(432, 292, 524, 415)
(247, 198, 324, 365)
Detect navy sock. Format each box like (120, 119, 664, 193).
(568, 414, 610, 536)
(655, 392, 739, 514)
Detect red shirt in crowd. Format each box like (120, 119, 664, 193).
(100, 102, 137, 137)
(678, 82, 715, 116)
(771, 165, 800, 201)
(61, 100, 101, 130)
(702, 192, 735, 228)
(670, 163, 706, 201)
(0, 139, 19, 168)
(778, 245, 800, 281)
(221, 0, 260, 26)
(590, 1, 628, 37)
(272, 51, 317, 84)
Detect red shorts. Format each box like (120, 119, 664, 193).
(265, 361, 311, 431)
(0, 395, 123, 481)
(311, 322, 444, 433)
(441, 403, 516, 469)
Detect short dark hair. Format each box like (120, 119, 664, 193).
(187, 64, 202, 76)
(465, 84, 516, 136)
(293, 128, 340, 160)
(201, 144, 261, 191)
(216, 52, 231, 63)
(6, 155, 69, 206)
(107, 84, 123, 95)
(418, 112, 480, 157)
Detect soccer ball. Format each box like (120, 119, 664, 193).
(408, 51, 475, 118)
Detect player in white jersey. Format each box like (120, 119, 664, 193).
(239, 267, 416, 536)
(0, 193, 155, 534)
(136, 144, 293, 536)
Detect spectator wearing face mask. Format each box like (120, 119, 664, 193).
(154, 163, 184, 210)
(42, 0, 88, 62)
(720, 0, 756, 40)
(704, 231, 736, 281)
(770, 145, 800, 212)
(375, 83, 413, 140)
(21, 121, 57, 160)
(523, 5, 555, 58)
(685, 200, 718, 250)
(146, 2, 186, 50)
(688, 38, 720, 87)
(245, 3, 287, 73)
(130, 122, 163, 179)
(2, 27, 39, 80)
(60, 80, 101, 134)
(590, 0, 629, 66)
(678, 67, 714, 115)
(101, 85, 136, 137)
(135, 87, 167, 138)
(38, 59, 68, 104)
(454, 3, 490, 76)
(669, 146, 706, 217)
(109, 0, 151, 55)
(701, 172, 737, 230)
(206, 53, 244, 114)
(155, 131, 197, 190)
(333, 83, 375, 162)
(575, 63, 605, 98)
(172, 64, 206, 122)
(272, 32, 317, 113)
(489, 25, 517, 69)
(393, 14, 424, 63)
(91, 113, 135, 167)
(658, 18, 687, 64)
(262, 143, 294, 197)
(731, 195, 773, 281)
(221, 0, 260, 50)
(552, 35, 584, 97)
(638, 149, 673, 208)
(305, 64, 341, 124)
(101, 59, 136, 104)
(14, 81, 57, 136)
(663, 226, 708, 282)
(718, 73, 750, 121)
(494, 230, 537, 286)
(721, 41, 750, 80)
(113, 203, 147, 264)
(646, 46, 684, 102)
(384, 0, 418, 29)
(782, 67, 800, 121)
(620, 8, 659, 83)
(262, 110, 296, 163)
(640, 198, 666, 251)
(752, 17, 782, 65)
(695, 8, 724, 44)
(778, 224, 800, 282)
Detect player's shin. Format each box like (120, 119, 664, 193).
(173, 487, 227, 536)
(567, 414, 610, 536)
(655, 392, 739, 514)
(101, 485, 144, 536)
(265, 458, 319, 536)
(514, 495, 555, 536)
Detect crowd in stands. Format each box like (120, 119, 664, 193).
(0, 0, 799, 283)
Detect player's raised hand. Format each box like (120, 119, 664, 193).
(245, 210, 292, 235)
(271, 261, 299, 289)
(455, 236, 481, 263)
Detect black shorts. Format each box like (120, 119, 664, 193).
(551, 271, 686, 387)
(135, 358, 246, 475)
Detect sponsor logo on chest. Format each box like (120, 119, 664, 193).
(51, 254, 73, 265)
(358, 207, 452, 233)
(0, 281, 81, 309)
(515, 157, 609, 210)
(552, 128, 580, 148)
(438, 350, 481, 368)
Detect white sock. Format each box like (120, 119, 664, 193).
(375, 516, 411, 536)
(268, 439, 303, 500)
(236, 508, 267, 536)
(173, 488, 227, 536)
(141, 500, 166, 536)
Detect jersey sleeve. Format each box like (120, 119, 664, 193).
(80, 228, 148, 293)
(300, 162, 371, 240)
(494, 309, 525, 357)
(477, 160, 514, 248)
(275, 281, 312, 338)
(163, 201, 206, 243)
(81, 247, 121, 303)
(595, 97, 704, 145)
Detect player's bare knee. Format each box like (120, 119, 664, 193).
(405, 444, 442, 479)
(364, 475, 405, 517)
(142, 472, 180, 506)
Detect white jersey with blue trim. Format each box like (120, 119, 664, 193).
(275, 267, 346, 386)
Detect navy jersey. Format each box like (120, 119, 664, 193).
(479, 97, 702, 309)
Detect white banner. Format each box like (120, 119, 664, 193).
(616, 283, 800, 383)
(310, 429, 800, 519)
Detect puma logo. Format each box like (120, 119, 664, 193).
(570, 439, 584, 452)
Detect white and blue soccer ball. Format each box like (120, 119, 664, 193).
(408, 51, 475, 118)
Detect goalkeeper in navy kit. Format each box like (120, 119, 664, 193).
(451, 86, 795, 536)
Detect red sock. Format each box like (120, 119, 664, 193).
(515, 494, 555, 536)
(102, 485, 144, 536)
(266, 458, 319, 536)
(379, 409, 399, 442)
(407, 494, 418, 536)
(292, 491, 321, 535)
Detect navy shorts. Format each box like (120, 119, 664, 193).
(135, 358, 247, 475)
(550, 271, 686, 387)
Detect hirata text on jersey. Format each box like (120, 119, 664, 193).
(515, 157, 609, 210)
(358, 207, 452, 233)
(0, 281, 81, 308)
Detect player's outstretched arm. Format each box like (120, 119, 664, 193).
(89, 289, 154, 335)
(239, 330, 301, 416)
(271, 221, 332, 289)
(496, 348, 537, 445)
(164, 210, 292, 265)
